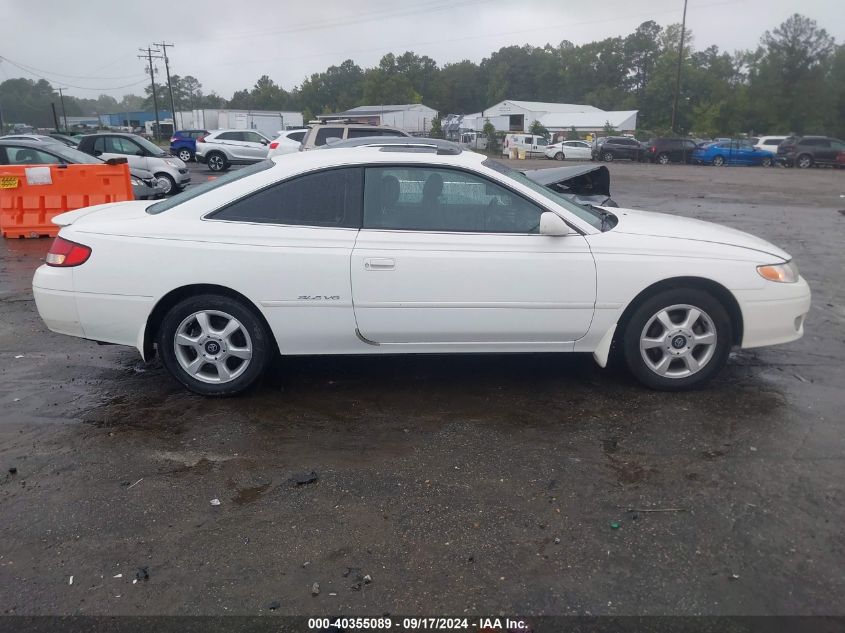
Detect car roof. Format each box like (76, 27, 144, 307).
(0, 138, 54, 147)
(318, 137, 462, 154)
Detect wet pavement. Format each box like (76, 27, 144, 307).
(0, 162, 843, 616)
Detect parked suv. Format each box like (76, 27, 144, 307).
(752, 135, 788, 153)
(195, 129, 273, 172)
(267, 129, 308, 158)
(592, 136, 644, 162)
(644, 138, 699, 164)
(169, 129, 209, 163)
(776, 136, 845, 168)
(77, 133, 189, 195)
(299, 122, 409, 151)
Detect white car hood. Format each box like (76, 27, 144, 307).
(608, 207, 790, 260)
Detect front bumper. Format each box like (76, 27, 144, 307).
(736, 276, 811, 348)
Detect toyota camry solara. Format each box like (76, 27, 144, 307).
(32, 142, 811, 396)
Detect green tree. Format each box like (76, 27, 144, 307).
(429, 114, 444, 139)
(528, 119, 549, 139)
(566, 126, 580, 140)
(483, 120, 499, 154)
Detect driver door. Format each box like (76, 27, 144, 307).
(98, 136, 147, 170)
(351, 165, 596, 345)
(240, 131, 271, 160)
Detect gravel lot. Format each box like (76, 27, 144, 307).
(0, 160, 843, 616)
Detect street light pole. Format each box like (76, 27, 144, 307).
(670, 0, 689, 134)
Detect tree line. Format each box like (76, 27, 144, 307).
(1, 13, 842, 138)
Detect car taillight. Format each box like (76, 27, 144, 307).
(46, 237, 91, 267)
(269, 141, 279, 149)
(170, 136, 178, 143)
(196, 135, 206, 143)
(650, 146, 656, 152)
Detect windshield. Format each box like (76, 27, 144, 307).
(147, 160, 274, 214)
(131, 135, 167, 156)
(483, 159, 605, 230)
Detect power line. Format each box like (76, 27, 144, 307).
(0, 56, 147, 91)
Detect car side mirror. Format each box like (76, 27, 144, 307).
(539, 212, 570, 236)
(136, 150, 145, 156)
(93, 150, 102, 156)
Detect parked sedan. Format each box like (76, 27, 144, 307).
(544, 140, 592, 161)
(591, 136, 644, 162)
(267, 129, 307, 158)
(33, 139, 810, 397)
(0, 139, 165, 200)
(692, 141, 774, 166)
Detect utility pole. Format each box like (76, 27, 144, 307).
(138, 46, 163, 140)
(57, 87, 69, 131)
(670, 0, 689, 134)
(51, 103, 60, 130)
(155, 42, 178, 130)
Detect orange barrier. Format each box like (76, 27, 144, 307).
(0, 163, 134, 238)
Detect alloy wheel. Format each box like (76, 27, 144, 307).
(173, 310, 253, 384)
(639, 304, 717, 378)
(208, 154, 225, 171)
(155, 175, 173, 194)
(178, 149, 192, 162)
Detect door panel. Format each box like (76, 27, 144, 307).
(351, 166, 596, 344)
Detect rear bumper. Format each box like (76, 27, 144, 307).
(33, 284, 85, 338)
(736, 277, 812, 348)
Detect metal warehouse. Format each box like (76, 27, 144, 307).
(317, 103, 438, 135)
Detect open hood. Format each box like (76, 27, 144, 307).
(523, 165, 615, 207)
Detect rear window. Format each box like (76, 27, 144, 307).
(146, 160, 274, 214)
(314, 127, 344, 146)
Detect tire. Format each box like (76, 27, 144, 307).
(622, 288, 732, 391)
(554, 152, 565, 161)
(157, 294, 273, 396)
(712, 155, 725, 166)
(206, 152, 229, 172)
(760, 156, 772, 167)
(657, 152, 671, 165)
(154, 173, 176, 195)
(177, 148, 193, 162)
(602, 151, 614, 162)
(796, 154, 813, 169)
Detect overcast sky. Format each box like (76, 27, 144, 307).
(2, 0, 842, 100)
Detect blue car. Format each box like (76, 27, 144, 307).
(169, 130, 208, 163)
(692, 141, 775, 167)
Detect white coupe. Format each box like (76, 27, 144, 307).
(33, 139, 811, 396)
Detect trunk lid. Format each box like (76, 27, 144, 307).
(52, 200, 154, 227)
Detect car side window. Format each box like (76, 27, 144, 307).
(314, 127, 344, 146)
(93, 137, 106, 153)
(217, 132, 238, 141)
(5, 146, 63, 165)
(105, 137, 141, 155)
(211, 167, 362, 228)
(289, 131, 306, 142)
(363, 166, 544, 234)
(243, 132, 265, 144)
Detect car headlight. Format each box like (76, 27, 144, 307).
(163, 159, 178, 167)
(130, 178, 141, 186)
(757, 260, 799, 283)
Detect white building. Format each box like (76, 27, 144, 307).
(317, 104, 438, 135)
(175, 109, 304, 138)
(458, 100, 637, 136)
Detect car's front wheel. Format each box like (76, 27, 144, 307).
(602, 151, 614, 162)
(154, 173, 176, 195)
(657, 152, 671, 165)
(554, 152, 565, 161)
(206, 152, 228, 172)
(158, 294, 273, 396)
(712, 155, 725, 166)
(760, 156, 773, 167)
(622, 288, 732, 390)
(796, 154, 813, 169)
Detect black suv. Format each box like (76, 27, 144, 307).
(592, 137, 644, 162)
(776, 136, 845, 168)
(643, 138, 699, 164)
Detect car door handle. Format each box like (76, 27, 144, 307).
(364, 258, 395, 271)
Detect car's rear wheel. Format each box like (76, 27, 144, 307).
(760, 156, 772, 167)
(796, 154, 813, 169)
(657, 152, 670, 165)
(554, 152, 565, 161)
(158, 294, 272, 396)
(177, 148, 193, 162)
(206, 152, 228, 172)
(712, 155, 725, 166)
(154, 173, 176, 195)
(602, 151, 614, 162)
(622, 288, 732, 391)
